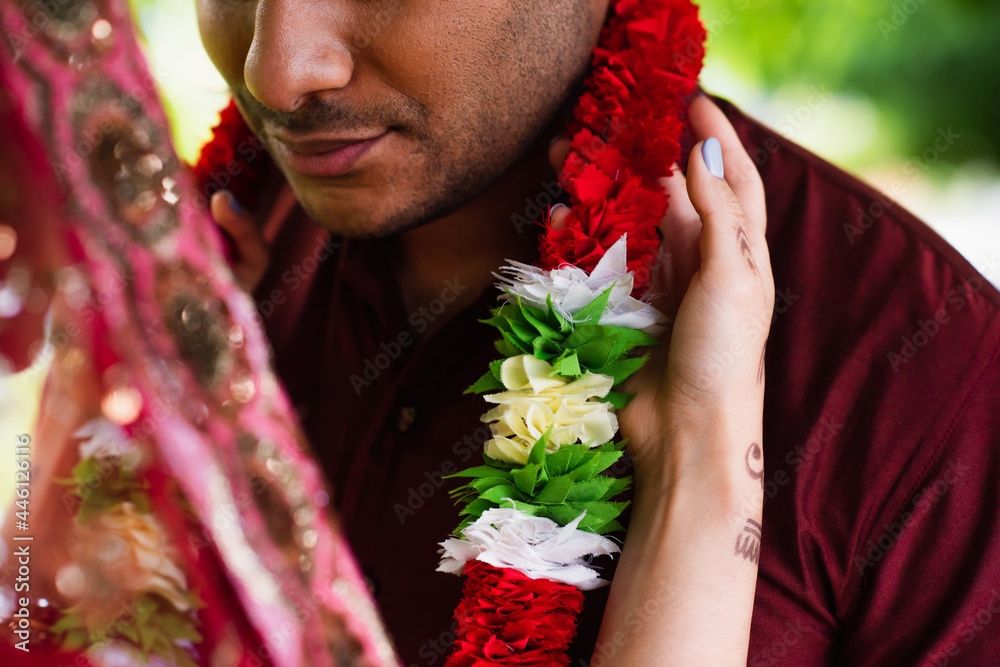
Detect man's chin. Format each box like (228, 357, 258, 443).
(291, 187, 431, 240)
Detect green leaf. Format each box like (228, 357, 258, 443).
(130, 490, 152, 514)
(526, 429, 550, 466)
(489, 357, 506, 381)
(63, 629, 88, 651)
(511, 464, 542, 495)
(574, 285, 615, 324)
(534, 476, 573, 504)
(608, 327, 660, 357)
(49, 612, 83, 634)
(121, 622, 140, 643)
(605, 476, 633, 497)
(447, 466, 511, 480)
(604, 390, 632, 410)
(459, 498, 496, 520)
(70, 458, 97, 485)
(502, 499, 544, 515)
(465, 369, 504, 394)
(551, 351, 582, 377)
(137, 594, 159, 624)
(520, 301, 558, 337)
(498, 327, 532, 354)
(532, 335, 562, 360)
(467, 478, 509, 495)
(480, 485, 522, 504)
(508, 318, 537, 345)
(595, 354, 650, 385)
(565, 476, 617, 502)
(151, 632, 173, 658)
(139, 621, 158, 653)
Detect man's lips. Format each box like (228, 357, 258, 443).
(270, 130, 388, 178)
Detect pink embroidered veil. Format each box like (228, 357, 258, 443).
(0, 0, 398, 664)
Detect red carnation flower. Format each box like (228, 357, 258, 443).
(193, 99, 271, 212)
(445, 562, 585, 667)
(538, 0, 704, 298)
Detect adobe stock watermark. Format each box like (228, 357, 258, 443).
(394, 426, 491, 524)
(511, 179, 566, 234)
(886, 276, 984, 372)
(772, 85, 834, 141)
(409, 619, 459, 666)
(844, 126, 962, 244)
(350, 0, 404, 51)
(255, 233, 342, 320)
(730, 414, 845, 535)
(929, 588, 1000, 666)
(513, 116, 632, 234)
(190, 133, 268, 212)
(704, 286, 800, 379)
(853, 458, 969, 576)
(585, 581, 680, 667)
(742, 415, 845, 516)
(877, 0, 931, 40)
(748, 619, 812, 667)
(349, 277, 468, 395)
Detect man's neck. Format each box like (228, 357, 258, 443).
(389, 134, 560, 338)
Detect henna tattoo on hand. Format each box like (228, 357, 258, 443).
(745, 442, 764, 489)
(735, 519, 761, 564)
(736, 226, 756, 273)
(756, 342, 767, 387)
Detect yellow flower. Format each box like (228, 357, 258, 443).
(481, 355, 618, 464)
(68, 502, 191, 612)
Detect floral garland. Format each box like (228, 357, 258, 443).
(194, 1, 706, 663)
(436, 1, 705, 663)
(51, 419, 204, 666)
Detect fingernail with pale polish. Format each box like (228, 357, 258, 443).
(703, 137, 724, 179)
(549, 134, 566, 148)
(225, 190, 246, 216)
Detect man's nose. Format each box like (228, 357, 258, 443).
(244, 0, 355, 113)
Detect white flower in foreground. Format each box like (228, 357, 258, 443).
(75, 417, 139, 464)
(482, 355, 618, 464)
(437, 508, 620, 590)
(495, 235, 666, 335)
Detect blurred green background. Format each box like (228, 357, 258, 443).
(131, 0, 1000, 277)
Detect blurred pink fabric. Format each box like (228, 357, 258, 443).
(0, 0, 398, 664)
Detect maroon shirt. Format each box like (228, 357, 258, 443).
(254, 94, 1000, 666)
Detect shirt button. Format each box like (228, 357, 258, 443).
(396, 405, 417, 432)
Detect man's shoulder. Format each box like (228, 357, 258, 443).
(716, 94, 1000, 637)
(716, 92, 998, 307)
(716, 91, 1000, 444)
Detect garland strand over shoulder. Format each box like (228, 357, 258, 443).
(437, 1, 706, 664)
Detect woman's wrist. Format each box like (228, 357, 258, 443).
(631, 405, 765, 506)
(596, 419, 763, 666)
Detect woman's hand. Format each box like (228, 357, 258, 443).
(550, 95, 774, 484)
(550, 94, 774, 665)
(210, 190, 270, 292)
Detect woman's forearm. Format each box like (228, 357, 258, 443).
(594, 416, 764, 665)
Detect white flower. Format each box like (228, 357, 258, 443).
(494, 235, 666, 335)
(437, 508, 620, 590)
(482, 355, 618, 464)
(75, 417, 139, 465)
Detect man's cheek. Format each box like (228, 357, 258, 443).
(195, 0, 254, 87)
